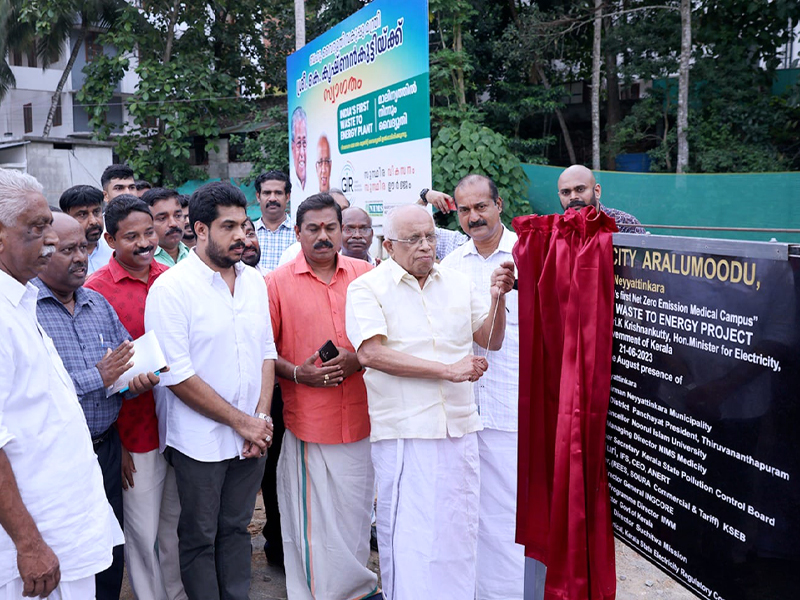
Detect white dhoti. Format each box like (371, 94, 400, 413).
(0, 575, 94, 600)
(372, 433, 480, 600)
(122, 449, 187, 600)
(277, 430, 379, 600)
(476, 428, 526, 600)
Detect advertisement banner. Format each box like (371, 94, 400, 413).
(607, 235, 800, 599)
(286, 0, 431, 227)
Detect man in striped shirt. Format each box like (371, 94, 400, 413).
(253, 171, 296, 273)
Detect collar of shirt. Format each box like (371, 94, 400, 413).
(32, 278, 94, 310)
(154, 241, 190, 267)
(0, 268, 30, 309)
(184, 247, 247, 283)
(108, 254, 165, 287)
(461, 226, 516, 259)
(292, 250, 346, 283)
(384, 256, 442, 288)
(255, 215, 292, 232)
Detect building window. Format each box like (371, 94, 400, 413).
(53, 97, 62, 127)
(23, 104, 33, 133)
(85, 32, 103, 62)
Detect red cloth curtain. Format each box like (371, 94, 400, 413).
(513, 208, 617, 600)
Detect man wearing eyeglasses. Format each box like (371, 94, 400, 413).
(341, 207, 378, 266)
(316, 135, 332, 193)
(346, 204, 515, 599)
(291, 107, 308, 191)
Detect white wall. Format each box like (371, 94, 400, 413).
(24, 141, 113, 204)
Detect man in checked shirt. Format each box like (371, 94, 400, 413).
(33, 211, 160, 600)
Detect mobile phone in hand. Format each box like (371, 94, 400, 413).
(318, 340, 340, 362)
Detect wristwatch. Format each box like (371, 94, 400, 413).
(255, 412, 273, 423)
(419, 188, 430, 204)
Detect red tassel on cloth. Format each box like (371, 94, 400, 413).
(513, 208, 618, 600)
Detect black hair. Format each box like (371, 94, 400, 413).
(101, 164, 135, 189)
(135, 180, 152, 191)
(189, 181, 247, 232)
(58, 184, 104, 213)
(254, 170, 291, 195)
(104, 194, 152, 237)
(178, 194, 189, 209)
(49, 205, 63, 213)
(454, 174, 499, 204)
(141, 187, 180, 207)
(296, 193, 342, 228)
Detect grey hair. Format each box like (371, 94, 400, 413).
(0, 169, 44, 227)
(383, 204, 431, 240)
(291, 106, 307, 140)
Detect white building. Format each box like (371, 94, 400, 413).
(1, 26, 138, 140)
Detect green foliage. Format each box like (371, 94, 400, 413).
(432, 122, 531, 229)
(608, 0, 800, 173)
(77, 0, 273, 186)
(229, 107, 290, 185)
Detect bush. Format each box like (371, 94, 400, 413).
(431, 121, 531, 229)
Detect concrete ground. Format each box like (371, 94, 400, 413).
(121, 492, 696, 599)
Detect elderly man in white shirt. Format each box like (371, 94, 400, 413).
(346, 204, 515, 600)
(0, 168, 124, 599)
(145, 181, 276, 600)
(440, 174, 526, 600)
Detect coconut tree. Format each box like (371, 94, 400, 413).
(0, 0, 125, 136)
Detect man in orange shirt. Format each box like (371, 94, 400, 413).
(267, 193, 379, 600)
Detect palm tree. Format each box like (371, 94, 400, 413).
(0, 0, 124, 136)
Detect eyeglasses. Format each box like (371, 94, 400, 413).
(316, 159, 332, 167)
(292, 140, 307, 149)
(343, 226, 372, 235)
(388, 234, 437, 247)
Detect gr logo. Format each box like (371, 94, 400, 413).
(340, 162, 355, 193)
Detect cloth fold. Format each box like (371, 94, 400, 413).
(513, 207, 617, 600)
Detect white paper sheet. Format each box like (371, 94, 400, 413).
(106, 330, 167, 396)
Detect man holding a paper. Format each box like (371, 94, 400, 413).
(33, 211, 164, 599)
(145, 181, 276, 600)
(86, 195, 187, 600)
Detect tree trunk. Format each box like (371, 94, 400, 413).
(676, 0, 691, 173)
(454, 21, 466, 108)
(536, 64, 576, 164)
(295, 0, 306, 50)
(604, 13, 621, 171)
(42, 26, 86, 137)
(157, 0, 182, 183)
(591, 0, 602, 170)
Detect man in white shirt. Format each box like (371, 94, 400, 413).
(145, 181, 277, 600)
(341, 207, 378, 265)
(241, 218, 265, 274)
(0, 168, 124, 599)
(346, 204, 515, 599)
(440, 174, 525, 599)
